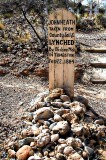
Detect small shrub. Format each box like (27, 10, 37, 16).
(3, 13, 13, 18)
(95, 14, 104, 25)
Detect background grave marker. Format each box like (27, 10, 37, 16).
(48, 8, 76, 97)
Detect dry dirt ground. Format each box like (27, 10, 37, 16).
(0, 30, 106, 157)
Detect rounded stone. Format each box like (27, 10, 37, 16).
(51, 102, 63, 108)
(56, 144, 67, 153)
(55, 109, 70, 116)
(36, 102, 46, 109)
(63, 146, 73, 156)
(21, 129, 28, 138)
(71, 123, 84, 136)
(49, 151, 55, 157)
(42, 129, 50, 133)
(36, 133, 50, 147)
(62, 112, 78, 124)
(70, 101, 86, 115)
(52, 121, 70, 135)
(21, 129, 33, 138)
(84, 146, 94, 156)
(55, 99, 62, 102)
(56, 153, 66, 160)
(82, 151, 88, 158)
(8, 149, 16, 158)
(58, 138, 66, 144)
(44, 151, 49, 156)
(51, 134, 59, 142)
(51, 88, 64, 95)
(27, 113, 33, 121)
(18, 137, 35, 147)
(68, 152, 84, 160)
(33, 107, 54, 121)
(54, 114, 63, 122)
(66, 137, 82, 148)
(60, 95, 70, 102)
(16, 145, 34, 160)
(32, 125, 40, 136)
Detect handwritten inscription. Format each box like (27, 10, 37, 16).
(48, 11, 76, 64)
(49, 59, 74, 64)
(49, 40, 74, 45)
(48, 24, 75, 64)
(48, 19, 75, 25)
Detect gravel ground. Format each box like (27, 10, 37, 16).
(0, 75, 48, 156)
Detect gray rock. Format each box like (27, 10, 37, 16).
(55, 109, 70, 116)
(52, 121, 70, 135)
(85, 146, 94, 156)
(18, 137, 35, 147)
(63, 102, 70, 108)
(60, 95, 71, 102)
(49, 151, 55, 157)
(71, 123, 84, 136)
(8, 149, 16, 158)
(35, 102, 46, 109)
(56, 153, 66, 160)
(32, 125, 40, 136)
(21, 129, 33, 138)
(51, 88, 64, 95)
(62, 112, 78, 124)
(66, 137, 82, 148)
(58, 138, 66, 144)
(54, 99, 62, 102)
(43, 121, 51, 126)
(66, 137, 75, 146)
(35, 133, 50, 147)
(63, 146, 74, 156)
(27, 113, 33, 121)
(56, 144, 67, 153)
(49, 122, 57, 130)
(70, 101, 86, 115)
(29, 91, 49, 107)
(42, 129, 50, 133)
(51, 102, 63, 108)
(51, 134, 59, 142)
(33, 107, 54, 121)
(54, 114, 63, 122)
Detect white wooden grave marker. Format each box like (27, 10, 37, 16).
(48, 8, 76, 97)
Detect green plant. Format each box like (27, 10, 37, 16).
(95, 14, 104, 25)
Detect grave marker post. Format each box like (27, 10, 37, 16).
(48, 8, 76, 98)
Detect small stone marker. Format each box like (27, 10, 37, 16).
(48, 8, 76, 97)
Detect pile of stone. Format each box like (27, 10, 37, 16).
(6, 88, 106, 160)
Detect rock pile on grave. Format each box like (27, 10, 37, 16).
(6, 88, 106, 160)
